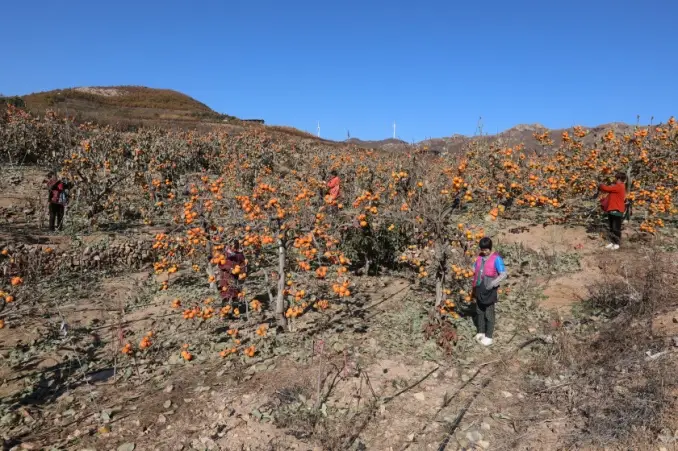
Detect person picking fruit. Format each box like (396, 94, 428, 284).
(599, 172, 627, 250)
(327, 170, 340, 202)
(218, 240, 247, 306)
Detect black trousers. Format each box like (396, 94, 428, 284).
(607, 213, 622, 245)
(474, 302, 496, 338)
(49, 203, 65, 231)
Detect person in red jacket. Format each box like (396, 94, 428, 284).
(599, 172, 627, 250)
(326, 170, 340, 203)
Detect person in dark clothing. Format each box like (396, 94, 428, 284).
(607, 214, 622, 248)
(43, 172, 71, 231)
(218, 240, 247, 305)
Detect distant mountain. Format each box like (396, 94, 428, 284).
(349, 122, 640, 154)
(346, 138, 410, 151)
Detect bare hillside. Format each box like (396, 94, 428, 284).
(22, 86, 236, 130)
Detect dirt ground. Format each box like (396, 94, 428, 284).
(1, 170, 677, 451)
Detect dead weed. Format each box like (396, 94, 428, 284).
(524, 255, 678, 448)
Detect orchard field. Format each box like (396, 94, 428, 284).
(1, 105, 678, 450)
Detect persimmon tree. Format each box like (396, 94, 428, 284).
(3, 106, 678, 360)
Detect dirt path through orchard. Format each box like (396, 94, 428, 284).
(497, 224, 604, 316)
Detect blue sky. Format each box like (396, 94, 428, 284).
(2, 0, 677, 141)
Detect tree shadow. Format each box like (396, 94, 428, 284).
(0, 222, 53, 244)
(585, 217, 608, 235)
(300, 284, 410, 338)
(95, 220, 161, 233)
(5, 325, 109, 411)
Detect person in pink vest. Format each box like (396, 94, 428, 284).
(471, 237, 507, 346)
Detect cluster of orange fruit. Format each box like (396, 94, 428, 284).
(640, 219, 663, 234)
(315, 266, 328, 279)
(294, 187, 314, 201)
(219, 347, 238, 358)
(517, 194, 559, 208)
(458, 224, 485, 242)
(182, 306, 201, 319)
(182, 202, 200, 225)
(211, 252, 228, 266)
(139, 331, 153, 350)
(180, 304, 218, 320)
(152, 233, 171, 253)
(242, 231, 275, 247)
(391, 170, 409, 180)
(439, 302, 461, 320)
(293, 233, 316, 253)
(332, 280, 351, 297)
(353, 190, 379, 208)
(291, 289, 306, 303)
(572, 126, 588, 138)
(0, 290, 14, 303)
(235, 195, 264, 221)
(186, 227, 208, 246)
(206, 178, 225, 199)
(313, 300, 330, 310)
(256, 324, 268, 336)
(450, 265, 473, 281)
(533, 131, 554, 146)
(231, 265, 246, 281)
(154, 258, 171, 274)
(285, 305, 305, 318)
(181, 344, 193, 361)
(357, 213, 369, 228)
(220, 305, 240, 318)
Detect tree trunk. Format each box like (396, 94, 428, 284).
(435, 273, 444, 308)
(275, 236, 288, 328)
(434, 241, 447, 309)
(626, 165, 633, 192)
(361, 257, 371, 276)
(204, 221, 218, 292)
(206, 264, 217, 291)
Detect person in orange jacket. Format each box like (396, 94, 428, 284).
(599, 172, 627, 250)
(326, 170, 340, 203)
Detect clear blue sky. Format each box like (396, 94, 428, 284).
(2, 0, 677, 141)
